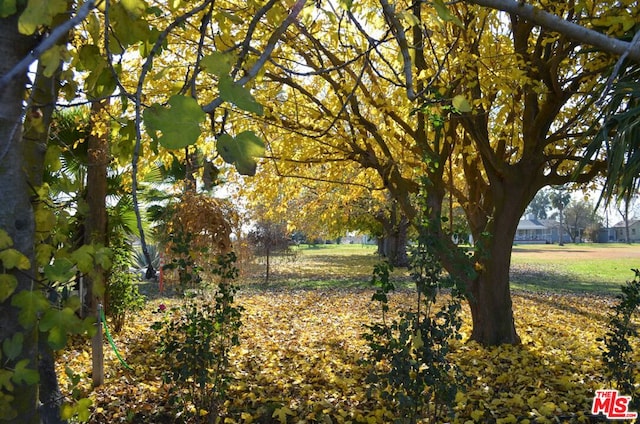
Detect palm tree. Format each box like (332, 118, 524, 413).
(585, 65, 640, 208)
(550, 188, 571, 246)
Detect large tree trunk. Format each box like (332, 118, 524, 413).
(465, 182, 528, 345)
(0, 13, 39, 424)
(382, 219, 409, 267)
(468, 231, 520, 345)
(24, 58, 66, 424)
(376, 202, 410, 267)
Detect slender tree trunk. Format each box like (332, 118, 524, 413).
(265, 243, 271, 283)
(0, 13, 39, 424)
(84, 100, 109, 387)
(558, 207, 564, 245)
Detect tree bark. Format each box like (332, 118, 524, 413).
(84, 100, 109, 387)
(0, 12, 39, 424)
(24, 57, 66, 424)
(375, 203, 410, 267)
(468, 222, 521, 345)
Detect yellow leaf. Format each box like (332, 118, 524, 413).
(0, 229, 12, 250)
(60, 403, 74, 420)
(272, 406, 294, 424)
(539, 401, 556, 416)
(411, 329, 424, 350)
(497, 415, 517, 424)
(398, 10, 420, 27)
(0, 249, 30, 270)
(470, 409, 485, 421)
(452, 95, 472, 113)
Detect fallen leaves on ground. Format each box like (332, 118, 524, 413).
(56, 288, 638, 423)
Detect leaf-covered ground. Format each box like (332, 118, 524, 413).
(56, 285, 639, 423)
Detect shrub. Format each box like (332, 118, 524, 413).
(152, 251, 242, 423)
(363, 238, 467, 423)
(106, 243, 145, 332)
(599, 268, 640, 408)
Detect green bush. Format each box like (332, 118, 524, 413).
(152, 251, 242, 423)
(599, 268, 640, 408)
(106, 244, 145, 332)
(363, 239, 467, 423)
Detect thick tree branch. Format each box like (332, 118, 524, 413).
(379, 0, 417, 100)
(467, 0, 640, 63)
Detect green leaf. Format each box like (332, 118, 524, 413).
(219, 76, 264, 115)
(40, 45, 66, 78)
(76, 398, 93, 422)
(432, 0, 463, 28)
(85, 66, 117, 99)
(18, 0, 67, 35)
(0, 393, 17, 421)
(0, 229, 12, 250)
(43, 257, 76, 283)
(452, 95, 472, 113)
(64, 295, 82, 312)
(44, 144, 62, 172)
(200, 51, 233, 77)
(0, 0, 16, 18)
(0, 249, 30, 270)
(109, 2, 154, 47)
(217, 131, 265, 176)
(2, 332, 23, 361)
(0, 274, 18, 303)
(338, 0, 352, 11)
(39, 307, 79, 332)
(121, 0, 146, 17)
(0, 369, 14, 391)
(12, 359, 40, 386)
(35, 207, 56, 233)
(93, 246, 112, 270)
(35, 243, 55, 267)
(143, 95, 206, 150)
(40, 307, 82, 349)
(11, 290, 50, 328)
(70, 245, 94, 274)
(77, 44, 103, 72)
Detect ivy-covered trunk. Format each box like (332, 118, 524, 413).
(25, 59, 67, 424)
(0, 13, 39, 424)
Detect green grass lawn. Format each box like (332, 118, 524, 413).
(247, 242, 640, 296)
(510, 243, 640, 294)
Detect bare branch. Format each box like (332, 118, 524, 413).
(466, 0, 640, 63)
(202, 0, 308, 113)
(378, 0, 417, 100)
(0, 0, 96, 92)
